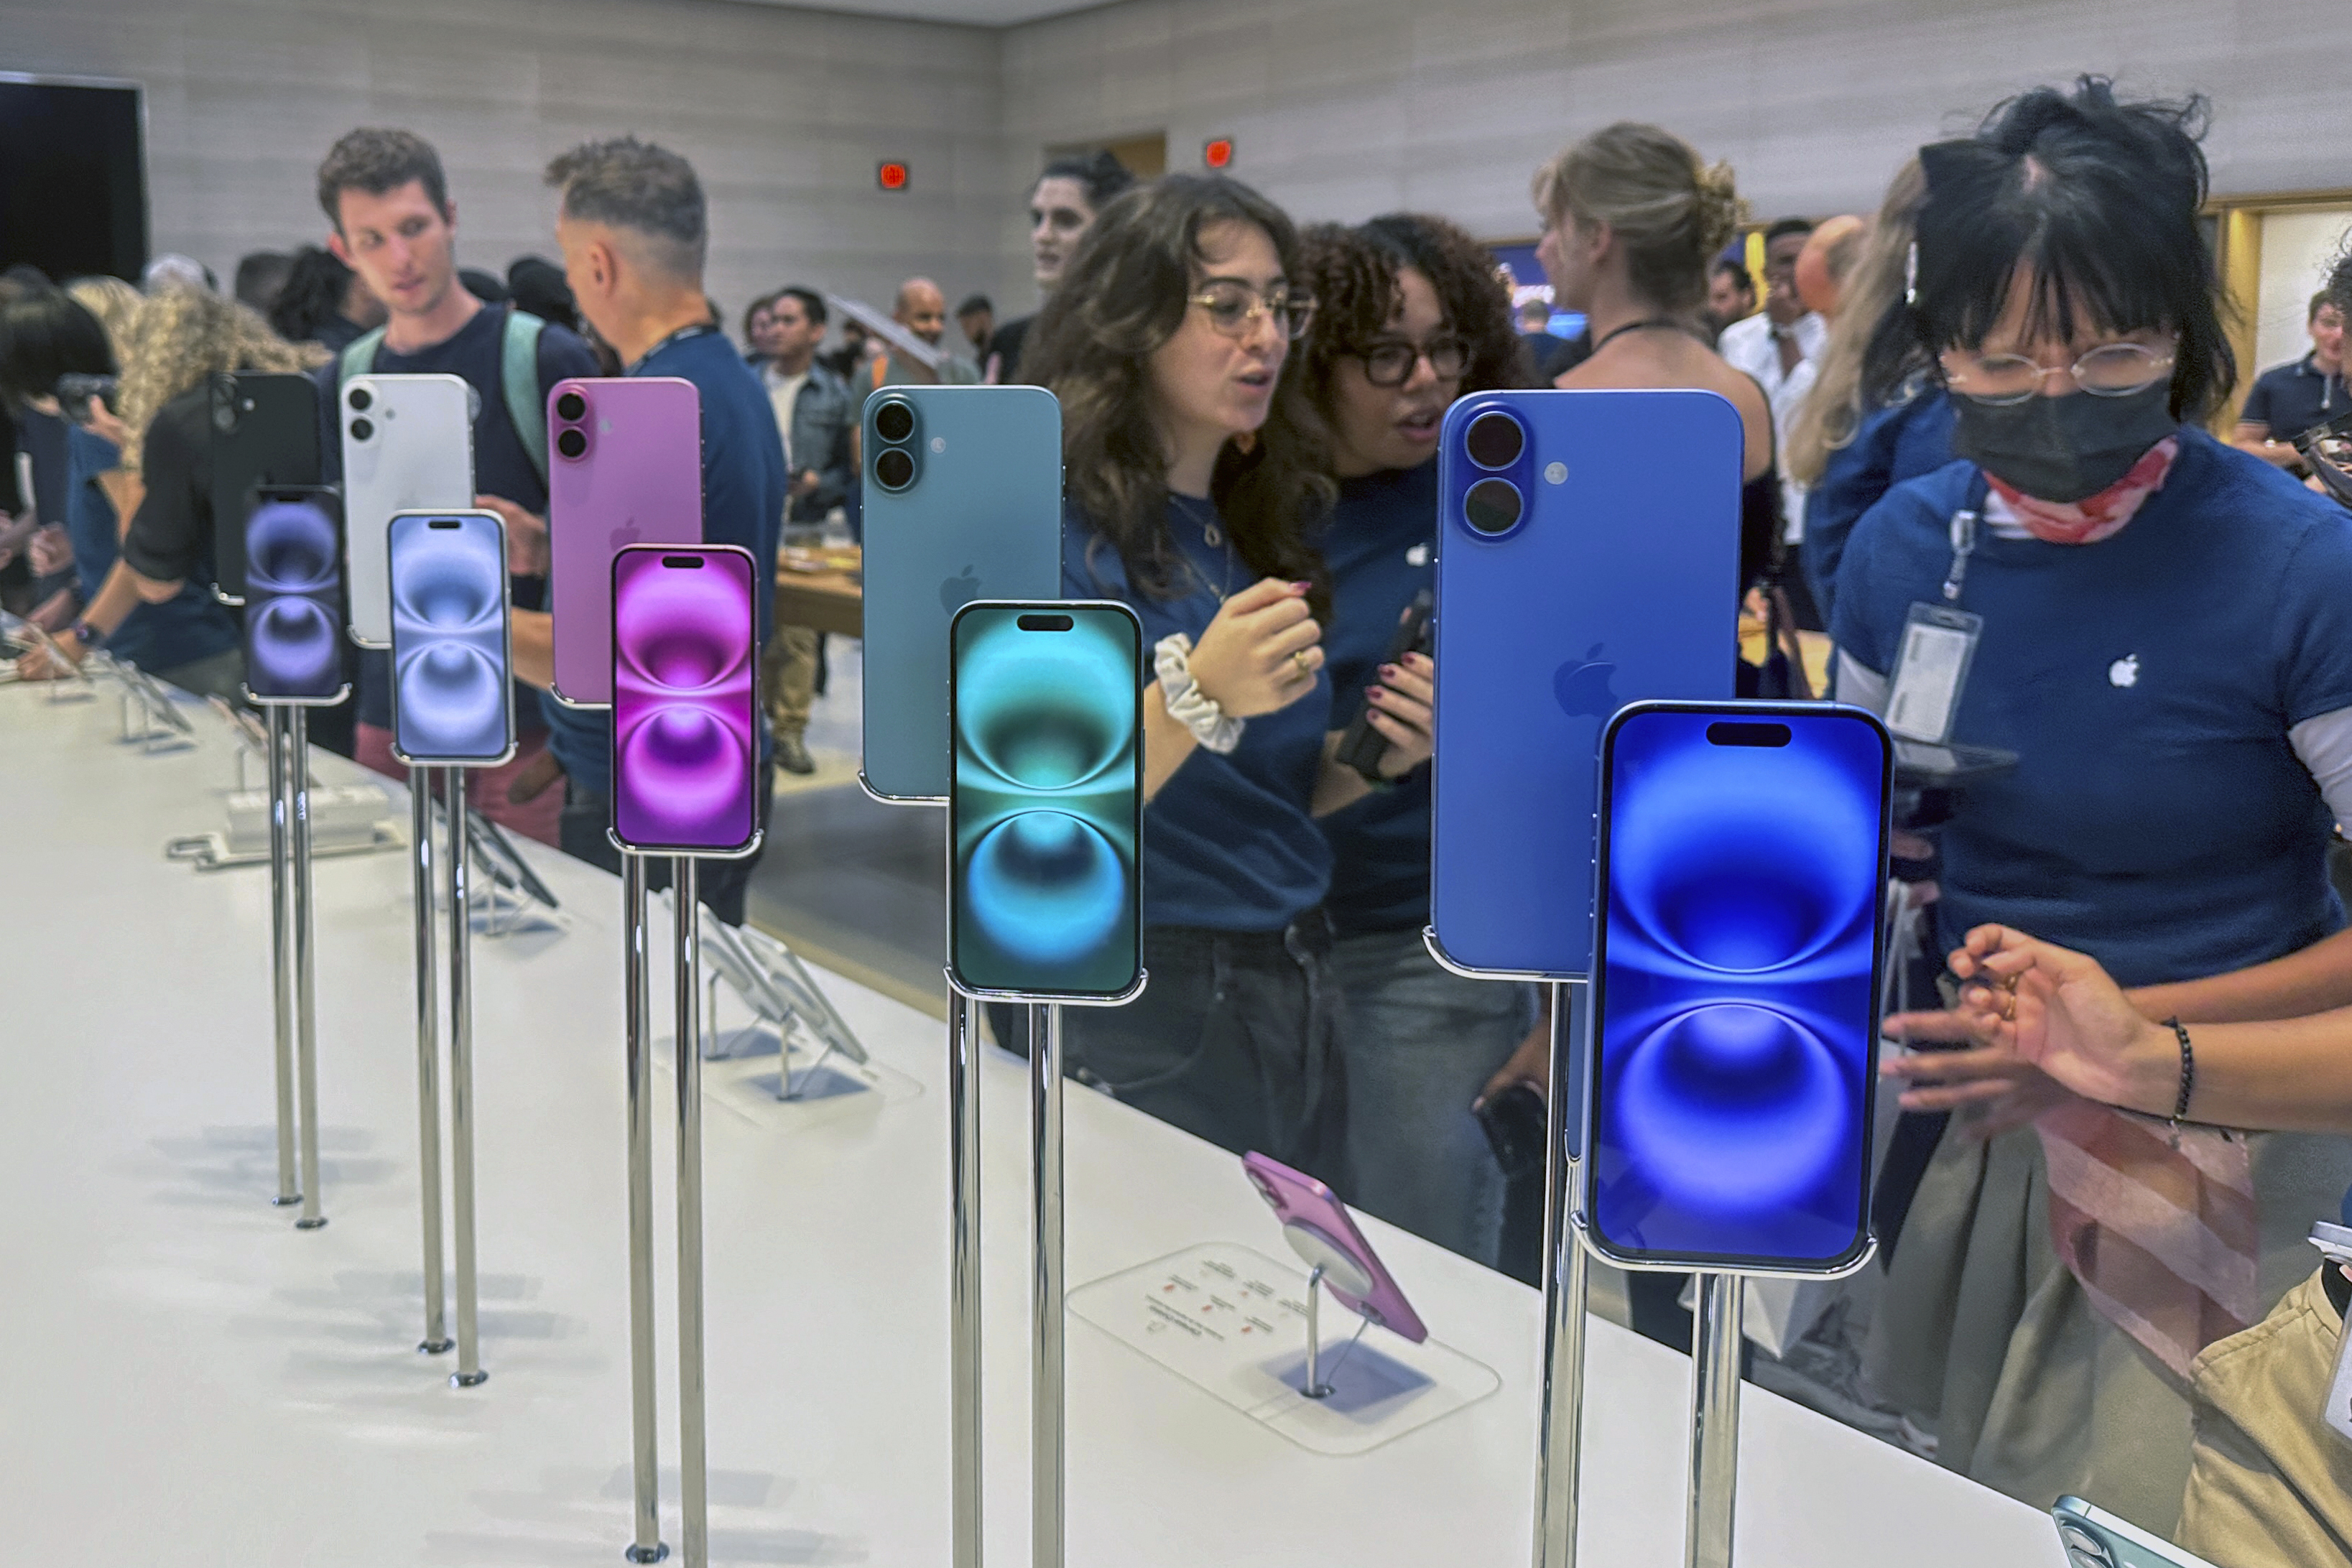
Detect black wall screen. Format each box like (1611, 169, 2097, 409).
(0, 78, 147, 283)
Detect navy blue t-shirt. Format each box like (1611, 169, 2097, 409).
(1065, 497, 1333, 932)
(1315, 462, 1437, 935)
(64, 425, 238, 673)
(315, 303, 599, 728)
(540, 327, 787, 797)
(1802, 388, 1954, 623)
(2239, 353, 2346, 444)
(1832, 427, 2352, 987)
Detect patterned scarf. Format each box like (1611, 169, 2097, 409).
(2034, 1097, 2259, 1379)
(1983, 436, 2181, 544)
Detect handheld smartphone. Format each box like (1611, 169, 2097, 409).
(948, 600, 1143, 1000)
(547, 377, 703, 706)
(208, 371, 322, 605)
(860, 386, 1064, 802)
(387, 510, 514, 766)
(2051, 1498, 2223, 1568)
(610, 543, 759, 856)
(1429, 390, 1743, 978)
(1476, 1082, 1548, 1180)
(341, 373, 477, 649)
(1242, 1151, 1428, 1343)
(54, 373, 119, 423)
(1333, 588, 1433, 783)
(1583, 701, 1891, 1273)
(241, 486, 348, 706)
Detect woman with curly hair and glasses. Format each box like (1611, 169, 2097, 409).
(1027, 175, 1435, 1176)
(1287, 213, 1537, 1264)
(14, 287, 323, 700)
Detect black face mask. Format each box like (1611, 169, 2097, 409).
(1948, 383, 2180, 504)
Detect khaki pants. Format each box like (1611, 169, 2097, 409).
(764, 623, 820, 738)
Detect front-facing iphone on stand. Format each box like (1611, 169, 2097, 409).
(1580, 701, 1892, 1274)
(608, 543, 760, 858)
(386, 510, 514, 767)
(241, 486, 349, 707)
(861, 386, 1065, 802)
(547, 377, 703, 708)
(947, 600, 1142, 1000)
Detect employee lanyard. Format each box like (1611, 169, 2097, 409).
(1940, 475, 1991, 605)
(624, 320, 722, 376)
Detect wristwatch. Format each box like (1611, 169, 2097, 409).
(68, 619, 104, 649)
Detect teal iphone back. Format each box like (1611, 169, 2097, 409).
(859, 386, 1065, 802)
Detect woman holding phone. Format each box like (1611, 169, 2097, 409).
(1028, 175, 1433, 1177)
(1290, 213, 1536, 1266)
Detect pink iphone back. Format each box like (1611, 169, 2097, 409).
(1242, 1151, 1428, 1342)
(547, 377, 703, 705)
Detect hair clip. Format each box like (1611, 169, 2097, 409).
(1904, 242, 1919, 307)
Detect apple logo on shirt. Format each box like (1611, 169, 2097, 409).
(2108, 654, 2140, 689)
(940, 565, 981, 613)
(1554, 643, 1619, 718)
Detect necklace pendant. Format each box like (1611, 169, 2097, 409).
(1203, 523, 1223, 548)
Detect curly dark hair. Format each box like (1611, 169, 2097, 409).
(1294, 213, 1530, 432)
(1027, 174, 1333, 621)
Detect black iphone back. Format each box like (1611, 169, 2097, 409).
(208, 371, 322, 605)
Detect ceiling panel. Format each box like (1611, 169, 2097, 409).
(728, 0, 1111, 25)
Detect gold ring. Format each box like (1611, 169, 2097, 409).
(1292, 649, 1312, 677)
(2001, 993, 2017, 1022)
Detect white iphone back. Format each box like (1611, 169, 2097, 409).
(341, 372, 476, 648)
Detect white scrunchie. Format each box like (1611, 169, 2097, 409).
(1154, 631, 1245, 755)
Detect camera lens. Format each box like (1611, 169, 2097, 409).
(555, 391, 588, 422)
(874, 400, 916, 445)
(875, 448, 917, 491)
(1463, 478, 1523, 535)
(556, 427, 588, 460)
(347, 386, 372, 412)
(349, 417, 374, 442)
(1464, 410, 1525, 470)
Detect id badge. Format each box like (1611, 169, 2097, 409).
(1884, 603, 1983, 744)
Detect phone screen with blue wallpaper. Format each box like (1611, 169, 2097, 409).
(950, 603, 1142, 999)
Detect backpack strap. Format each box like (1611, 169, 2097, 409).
(501, 307, 550, 486)
(335, 326, 387, 389)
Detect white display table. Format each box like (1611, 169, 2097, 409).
(0, 683, 2065, 1566)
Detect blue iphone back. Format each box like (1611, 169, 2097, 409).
(1428, 389, 1744, 978)
(859, 386, 1065, 802)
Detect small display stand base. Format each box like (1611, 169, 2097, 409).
(1070, 1242, 1501, 1457)
(657, 1023, 920, 1124)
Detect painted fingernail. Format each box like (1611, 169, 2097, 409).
(1379, 664, 1397, 677)
(1291, 580, 1312, 590)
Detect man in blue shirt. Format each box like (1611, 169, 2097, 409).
(2234, 290, 2346, 473)
(312, 126, 601, 837)
(517, 136, 787, 924)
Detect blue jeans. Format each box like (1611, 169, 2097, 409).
(1329, 924, 1537, 1269)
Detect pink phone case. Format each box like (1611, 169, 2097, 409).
(1242, 1151, 1428, 1342)
(547, 377, 703, 705)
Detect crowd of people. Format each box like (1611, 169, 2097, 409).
(7, 73, 2352, 1566)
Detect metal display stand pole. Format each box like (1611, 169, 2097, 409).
(265, 709, 300, 1208)
(949, 989, 983, 1568)
(443, 769, 487, 1388)
(1685, 1274, 1744, 1568)
(621, 853, 667, 1564)
(674, 859, 710, 1568)
(1536, 979, 1588, 1568)
(289, 708, 326, 1231)
(1302, 1266, 1334, 1399)
(1030, 1001, 1063, 1568)
(409, 770, 451, 1354)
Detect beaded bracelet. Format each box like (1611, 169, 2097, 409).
(2162, 1016, 2195, 1125)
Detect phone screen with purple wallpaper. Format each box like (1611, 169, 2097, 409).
(1242, 1152, 1428, 1343)
(547, 377, 703, 708)
(241, 488, 348, 705)
(611, 544, 757, 855)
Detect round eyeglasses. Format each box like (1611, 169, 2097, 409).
(1188, 280, 1317, 341)
(1940, 341, 2176, 406)
(1351, 335, 1470, 388)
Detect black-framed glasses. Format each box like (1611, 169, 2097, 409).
(1940, 340, 2176, 406)
(2296, 407, 2352, 511)
(1350, 334, 1469, 387)
(1188, 280, 1316, 341)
